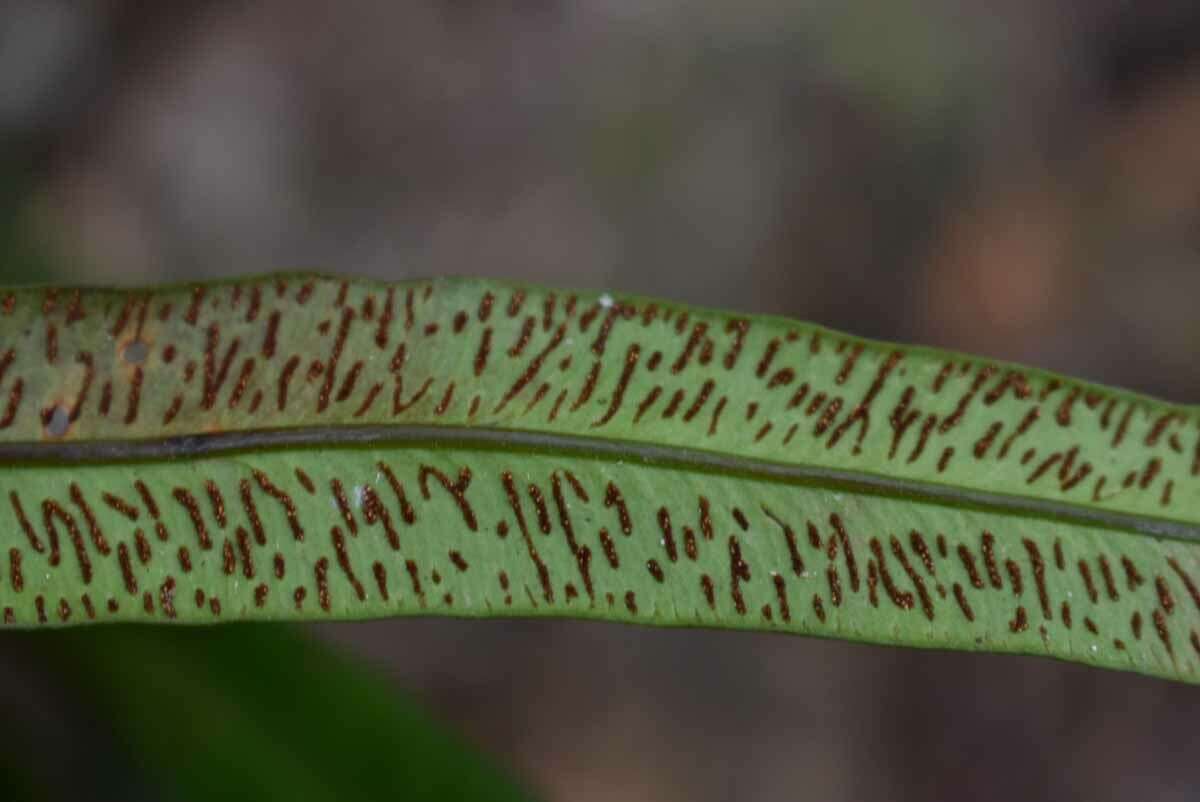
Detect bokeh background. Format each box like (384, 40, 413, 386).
(3, 2, 1200, 800)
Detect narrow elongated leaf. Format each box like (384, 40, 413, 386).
(1, 275, 1198, 682)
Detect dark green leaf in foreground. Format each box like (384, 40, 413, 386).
(1, 275, 1199, 682)
(37, 624, 531, 802)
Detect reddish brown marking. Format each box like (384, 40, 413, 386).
(1009, 606, 1029, 633)
(1128, 609, 1147, 643)
(129, 528, 150, 564)
(909, 531, 936, 577)
(995, 407, 1039, 461)
(1057, 601, 1071, 629)
(196, 481, 226, 531)
(1005, 559, 1023, 596)
(938, 366, 995, 435)
(670, 322, 709, 374)
(1078, 560, 1099, 603)
(0, 350, 13, 397)
(201, 324, 240, 411)
(8, 549, 23, 592)
(95, 380, 111, 417)
(722, 319, 750, 369)
(118, 365, 144, 424)
(326, 479, 357, 535)
(1153, 608, 1172, 655)
(1023, 539, 1050, 620)
(508, 316, 536, 358)
(971, 421, 1004, 459)
(361, 486, 400, 550)
(755, 338, 781, 379)
(646, 559, 665, 582)
(708, 396, 728, 436)
(418, 466, 478, 531)
(288, 280, 313, 305)
(590, 307, 623, 356)
(102, 492, 140, 521)
(812, 594, 827, 623)
(1097, 555, 1119, 601)
(378, 461, 416, 525)
(329, 526, 365, 601)
(951, 583, 974, 621)
(505, 290, 527, 318)
(604, 482, 633, 535)
(129, 485, 160, 530)
(1167, 558, 1200, 613)
(0, 378, 24, 430)
(788, 383, 811, 411)
(632, 387, 663, 424)
(1115, 557, 1144, 594)
(158, 577, 177, 619)
(958, 544, 984, 589)
(829, 514, 860, 591)
(178, 546, 192, 573)
(1156, 575, 1176, 615)
(826, 564, 843, 607)
(334, 361, 364, 404)
(763, 508, 804, 576)
(234, 526, 255, 579)
(1054, 539, 1064, 571)
(593, 344, 641, 427)
(981, 531, 1002, 589)
(43, 500, 85, 579)
(891, 536, 934, 619)
(1027, 452, 1062, 485)
(1140, 457, 1162, 490)
(527, 482, 551, 534)
(598, 528, 619, 568)
(253, 469, 305, 541)
(66, 352, 97, 423)
(315, 308, 354, 413)
(314, 557, 332, 611)
(1055, 387, 1080, 426)
(871, 538, 914, 610)
(171, 488, 212, 550)
(624, 590, 638, 615)
(272, 355, 299, 411)
(392, 375, 434, 416)
(494, 324, 566, 413)
(813, 397, 843, 436)
(728, 535, 751, 615)
(502, 471, 553, 603)
(806, 521, 822, 550)
(659, 389, 685, 418)
(908, 414, 938, 464)
(1113, 403, 1135, 447)
(767, 368, 795, 389)
(9, 492, 44, 553)
(114, 542, 136, 593)
(522, 382, 549, 414)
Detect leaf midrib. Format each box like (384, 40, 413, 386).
(3, 423, 1197, 545)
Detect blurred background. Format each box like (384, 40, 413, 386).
(2, 1, 1200, 800)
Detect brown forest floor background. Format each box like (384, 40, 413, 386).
(3, 2, 1200, 800)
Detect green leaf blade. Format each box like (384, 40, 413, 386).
(1, 275, 1198, 683)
